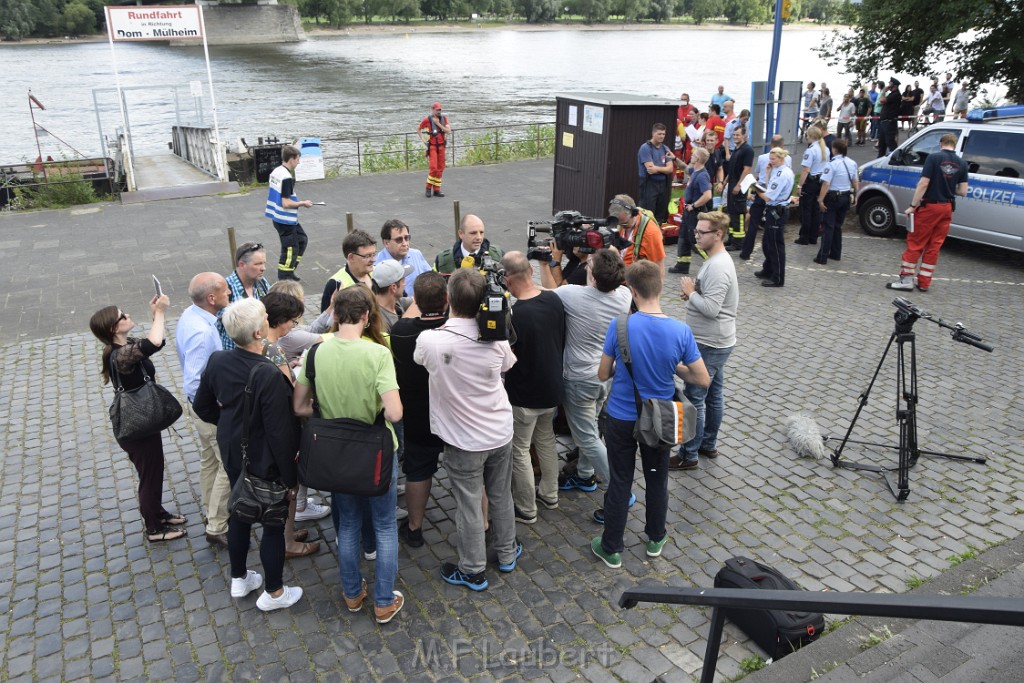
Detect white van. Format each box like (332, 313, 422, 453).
(856, 106, 1024, 252)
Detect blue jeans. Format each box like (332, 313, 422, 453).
(600, 416, 670, 555)
(333, 455, 399, 607)
(681, 345, 734, 462)
(561, 376, 610, 485)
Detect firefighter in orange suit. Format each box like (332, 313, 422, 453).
(418, 102, 451, 198)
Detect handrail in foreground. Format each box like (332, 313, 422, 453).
(619, 586, 1024, 683)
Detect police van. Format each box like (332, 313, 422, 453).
(856, 106, 1024, 252)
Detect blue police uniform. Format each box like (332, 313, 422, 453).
(740, 152, 792, 261)
(815, 155, 858, 263)
(797, 140, 831, 244)
(757, 164, 795, 287)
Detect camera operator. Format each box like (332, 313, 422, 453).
(555, 249, 632, 501)
(608, 195, 665, 275)
(413, 269, 521, 591)
(501, 252, 566, 522)
(538, 241, 589, 288)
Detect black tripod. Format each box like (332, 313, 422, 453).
(829, 298, 993, 502)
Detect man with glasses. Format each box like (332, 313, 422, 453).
(374, 219, 432, 297)
(670, 212, 738, 471)
(222, 242, 271, 349)
(320, 230, 376, 312)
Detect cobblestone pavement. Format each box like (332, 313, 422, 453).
(1, 159, 1023, 682)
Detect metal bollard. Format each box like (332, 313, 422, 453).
(453, 201, 461, 239)
(346, 212, 354, 234)
(227, 227, 237, 271)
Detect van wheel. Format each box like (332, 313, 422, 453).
(859, 196, 897, 237)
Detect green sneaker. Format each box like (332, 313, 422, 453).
(646, 534, 669, 557)
(591, 537, 622, 569)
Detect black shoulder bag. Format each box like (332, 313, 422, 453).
(227, 363, 290, 527)
(107, 349, 182, 442)
(615, 314, 697, 448)
(297, 343, 394, 497)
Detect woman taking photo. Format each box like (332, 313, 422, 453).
(193, 298, 304, 612)
(89, 294, 186, 543)
(293, 286, 404, 624)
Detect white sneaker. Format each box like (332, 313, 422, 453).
(230, 570, 263, 598)
(363, 550, 377, 561)
(886, 275, 915, 291)
(396, 506, 409, 521)
(396, 484, 406, 496)
(294, 501, 331, 522)
(256, 585, 303, 611)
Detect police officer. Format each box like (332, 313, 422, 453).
(753, 148, 795, 288)
(739, 135, 790, 261)
(887, 133, 968, 292)
(814, 139, 859, 265)
(795, 126, 830, 245)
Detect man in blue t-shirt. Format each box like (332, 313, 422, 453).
(590, 261, 709, 570)
(637, 123, 675, 224)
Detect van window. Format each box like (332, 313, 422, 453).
(898, 129, 959, 167)
(962, 130, 1024, 177)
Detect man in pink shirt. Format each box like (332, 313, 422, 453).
(413, 268, 521, 591)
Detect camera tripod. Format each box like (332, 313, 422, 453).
(829, 298, 993, 502)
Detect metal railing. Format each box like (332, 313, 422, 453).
(318, 122, 556, 176)
(619, 586, 1024, 683)
(172, 125, 223, 180)
(0, 157, 118, 203)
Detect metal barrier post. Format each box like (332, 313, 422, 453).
(700, 609, 726, 683)
(346, 213, 354, 234)
(227, 227, 237, 271)
(405, 133, 410, 170)
(453, 201, 461, 239)
(356, 139, 362, 176)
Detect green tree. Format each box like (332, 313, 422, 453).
(822, 0, 1024, 102)
(723, 0, 760, 23)
(514, 0, 558, 21)
(0, 0, 36, 39)
(648, 0, 672, 22)
(63, 0, 94, 34)
(679, 0, 722, 23)
(577, 0, 608, 21)
(31, 0, 63, 36)
(621, 0, 649, 20)
(380, 0, 420, 20)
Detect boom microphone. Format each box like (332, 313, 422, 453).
(784, 413, 829, 460)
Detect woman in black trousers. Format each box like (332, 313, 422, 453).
(90, 294, 186, 543)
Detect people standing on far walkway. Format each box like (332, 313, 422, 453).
(265, 145, 313, 282)
(418, 102, 451, 198)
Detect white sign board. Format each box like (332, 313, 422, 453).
(105, 6, 203, 41)
(295, 138, 325, 182)
(583, 105, 604, 134)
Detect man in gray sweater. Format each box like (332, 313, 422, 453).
(670, 212, 739, 470)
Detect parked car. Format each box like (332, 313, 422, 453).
(856, 105, 1024, 252)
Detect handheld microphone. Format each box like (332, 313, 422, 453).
(460, 254, 476, 269)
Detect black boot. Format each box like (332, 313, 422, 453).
(425, 187, 432, 198)
(433, 188, 445, 198)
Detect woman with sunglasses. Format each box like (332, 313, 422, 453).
(89, 294, 186, 543)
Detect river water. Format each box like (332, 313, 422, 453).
(1, 27, 855, 162)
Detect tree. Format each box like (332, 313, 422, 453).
(577, 0, 609, 22)
(621, 0, 649, 20)
(679, 0, 722, 24)
(723, 0, 760, 23)
(648, 0, 672, 22)
(0, 0, 36, 39)
(822, 0, 1024, 103)
(514, 0, 558, 21)
(63, 0, 94, 33)
(31, 0, 63, 37)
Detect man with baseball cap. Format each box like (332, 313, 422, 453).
(877, 77, 903, 158)
(418, 102, 451, 198)
(372, 259, 413, 332)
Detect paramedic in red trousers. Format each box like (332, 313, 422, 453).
(265, 145, 313, 281)
(418, 102, 451, 198)
(887, 133, 967, 292)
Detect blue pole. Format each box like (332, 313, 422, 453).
(765, 0, 785, 151)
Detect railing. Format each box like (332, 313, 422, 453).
(172, 125, 223, 180)
(318, 122, 556, 176)
(619, 586, 1024, 683)
(0, 157, 118, 203)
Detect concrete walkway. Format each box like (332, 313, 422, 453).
(1, 157, 1023, 682)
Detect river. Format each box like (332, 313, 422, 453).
(1, 27, 858, 162)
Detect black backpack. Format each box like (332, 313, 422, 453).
(713, 556, 825, 660)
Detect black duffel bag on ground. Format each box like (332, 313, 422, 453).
(297, 343, 393, 497)
(714, 556, 825, 660)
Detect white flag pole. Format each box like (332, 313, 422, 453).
(105, 6, 136, 191)
(196, 3, 226, 182)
